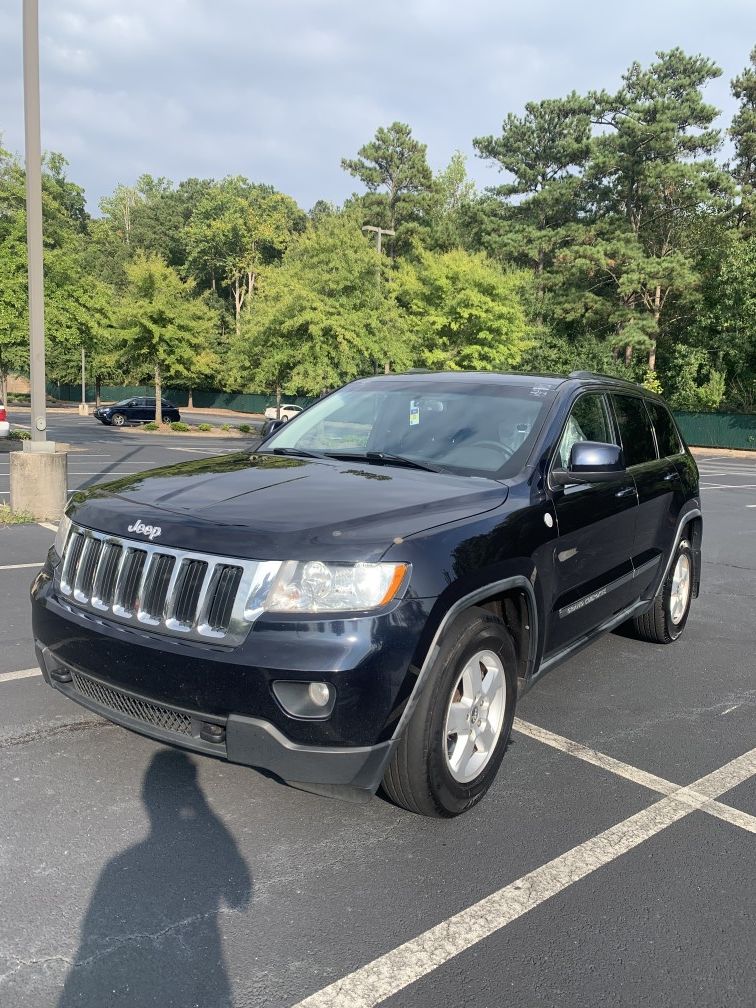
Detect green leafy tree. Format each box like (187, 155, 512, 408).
(341, 122, 433, 255)
(185, 178, 304, 335)
(730, 47, 756, 232)
(581, 49, 732, 369)
(111, 253, 220, 422)
(229, 213, 411, 396)
(426, 152, 477, 251)
(396, 249, 531, 371)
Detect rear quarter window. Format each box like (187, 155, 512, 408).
(646, 401, 683, 457)
(611, 394, 657, 467)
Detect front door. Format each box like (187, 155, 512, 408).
(546, 391, 638, 655)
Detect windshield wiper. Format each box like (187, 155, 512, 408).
(270, 447, 331, 460)
(326, 451, 446, 473)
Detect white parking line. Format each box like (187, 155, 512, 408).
(0, 562, 42, 571)
(701, 483, 756, 490)
(293, 745, 756, 1008)
(0, 668, 41, 683)
(513, 718, 756, 833)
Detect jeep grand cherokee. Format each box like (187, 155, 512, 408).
(31, 371, 701, 817)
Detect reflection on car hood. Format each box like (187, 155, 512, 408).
(69, 451, 508, 562)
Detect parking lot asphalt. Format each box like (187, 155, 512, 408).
(0, 443, 754, 1007)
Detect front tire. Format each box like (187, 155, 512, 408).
(382, 607, 517, 817)
(631, 538, 693, 644)
(111, 412, 126, 427)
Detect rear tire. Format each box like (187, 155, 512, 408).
(382, 607, 517, 817)
(631, 538, 693, 644)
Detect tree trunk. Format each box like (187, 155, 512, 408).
(154, 362, 162, 424)
(275, 384, 281, 419)
(188, 388, 194, 409)
(625, 344, 633, 366)
(648, 284, 662, 371)
(95, 376, 101, 409)
(232, 277, 244, 337)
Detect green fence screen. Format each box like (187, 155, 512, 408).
(46, 383, 315, 414)
(673, 412, 756, 451)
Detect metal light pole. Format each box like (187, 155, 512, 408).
(22, 0, 48, 446)
(361, 226, 395, 374)
(11, 0, 68, 519)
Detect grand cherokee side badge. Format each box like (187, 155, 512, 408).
(127, 519, 162, 541)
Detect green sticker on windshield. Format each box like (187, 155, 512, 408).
(409, 401, 420, 426)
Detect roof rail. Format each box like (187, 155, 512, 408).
(568, 370, 640, 385)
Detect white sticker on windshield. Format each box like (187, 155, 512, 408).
(530, 385, 550, 397)
(409, 401, 420, 426)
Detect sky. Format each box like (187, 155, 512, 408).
(0, 0, 754, 213)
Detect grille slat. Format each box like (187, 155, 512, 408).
(206, 565, 243, 631)
(70, 671, 193, 736)
(173, 559, 208, 626)
(115, 549, 148, 615)
(140, 553, 175, 619)
(73, 537, 102, 602)
(92, 542, 123, 608)
(56, 522, 281, 644)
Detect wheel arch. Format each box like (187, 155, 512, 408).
(392, 576, 538, 744)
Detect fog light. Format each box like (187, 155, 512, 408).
(272, 680, 336, 719)
(308, 682, 331, 707)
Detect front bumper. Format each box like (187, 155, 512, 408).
(37, 647, 393, 796)
(32, 564, 432, 796)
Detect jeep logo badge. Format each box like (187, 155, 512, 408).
(127, 519, 162, 541)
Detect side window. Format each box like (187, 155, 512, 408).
(557, 393, 613, 468)
(646, 401, 682, 457)
(611, 394, 657, 467)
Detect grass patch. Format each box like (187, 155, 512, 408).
(0, 503, 34, 525)
(198, 423, 213, 431)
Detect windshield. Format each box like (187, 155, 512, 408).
(264, 377, 557, 478)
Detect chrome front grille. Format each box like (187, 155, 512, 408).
(58, 523, 281, 645)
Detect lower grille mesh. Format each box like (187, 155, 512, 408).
(70, 671, 192, 736)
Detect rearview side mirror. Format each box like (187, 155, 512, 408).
(263, 418, 286, 437)
(552, 441, 625, 486)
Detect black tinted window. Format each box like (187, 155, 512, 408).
(611, 395, 657, 466)
(558, 393, 613, 468)
(647, 401, 682, 457)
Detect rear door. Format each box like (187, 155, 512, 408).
(610, 394, 682, 595)
(546, 391, 638, 655)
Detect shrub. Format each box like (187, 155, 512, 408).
(198, 423, 212, 432)
(0, 503, 34, 525)
(143, 421, 160, 431)
(8, 429, 31, 440)
(221, 423, 231, 432)
(171, 421, 191, 432)
(238, 423, 251, 433)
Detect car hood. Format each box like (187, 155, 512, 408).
(69, 451, 508, 562)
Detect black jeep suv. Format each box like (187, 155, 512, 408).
(93, 397, 181, 426)
(31, 372, 701, 817)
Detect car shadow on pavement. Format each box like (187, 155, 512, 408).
(57, 750, 252, 1008)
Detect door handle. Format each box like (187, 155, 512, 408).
(615, 487, 636, 498)
(662, 471, 676, 481)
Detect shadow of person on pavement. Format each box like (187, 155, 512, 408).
(57, 749, 252, 1008)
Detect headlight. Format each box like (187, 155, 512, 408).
(53, 511, 72, 560)
(264, 560, 410, 613)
